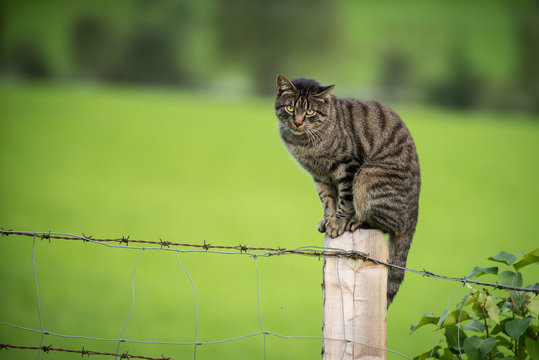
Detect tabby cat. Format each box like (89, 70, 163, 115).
(275, 74, 421, 304)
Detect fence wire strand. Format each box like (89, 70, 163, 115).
(31, 235, 45, 360)
(175, 252, 199, 359)
(116, 249, 144, 360)
(428, 281, 466, 360)
(335, 256, 347, 360)
(457, 286, 475, 359)
(1, 230, 536, 294)
(0, 229, 536, 360)
(248, 251, 267, 360)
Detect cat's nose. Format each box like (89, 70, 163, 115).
(294, 116, 304, 126)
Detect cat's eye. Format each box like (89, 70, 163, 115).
(306, 109, 316, 116)
(285, 105, 295, 113)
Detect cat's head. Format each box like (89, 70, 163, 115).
(275, 74, 334, 136)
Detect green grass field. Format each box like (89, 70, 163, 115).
(0, 83, 538, 359)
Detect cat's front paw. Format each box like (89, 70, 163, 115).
(345, 217, 362, 232)
(317, 219, 329, 233)
(325, 217, 349, 238)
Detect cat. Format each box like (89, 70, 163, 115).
(275, 74, 420, 305)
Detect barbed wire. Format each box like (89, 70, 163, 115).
(1, 229, 537, 294)
(1, 229, 537, 360)
(0, 325, 414, 360)
(0, 343, 171, 359)
(0, 228, 421, 360)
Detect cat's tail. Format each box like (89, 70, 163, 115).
(387, 231, 413, 306)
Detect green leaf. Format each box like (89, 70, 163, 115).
(479, 337, 497, 359)
(466, 266, 498, 279)
(462, 320, 485, 333)
(439, 309, 450, 325)
(499, 271, 514, 286)
(499, 300, 514, 314)
(513, 248, 539, 271)
(464, 336, 496, 360)
(463, 335, 482, 359)
(440, 348, 457, 360)
(517, 337, 528, 360)
(410, 313, 439, 334)
(526, 337, 539, 360)
(462, 289, 478, 307)
(485, 295, 500, 325)
(499, 271, 523, 288)
(441, 310, 472, 328)
(526, 282, 539, 291)
(491, 318, 512, 336)
(492, 349, 505, 360)
(512, 292, 532, 316)
(495, 335, 515, 350)
(473, 299, 484, 315)
(526, 294, 539, 318)
(413, 346, 441, 360)
(513, 272, 523, 288)
(488, 251, 517, 266)
(445, 324, 467, 353)
(505, 317, 531, 341)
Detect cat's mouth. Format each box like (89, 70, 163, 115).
(289, 128, 305, 135)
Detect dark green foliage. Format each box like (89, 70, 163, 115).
(2, 41, 51, 79)
(426, 46, 484, 110)
(72, 1, 193, 85)
(214, 0, 337, 95)
(1, 0, 538, 113)
(511, 1, 539, 113)
(378, 48, 414, 101)
(412, 248, 539, 360)
(71, 14, 111, 79)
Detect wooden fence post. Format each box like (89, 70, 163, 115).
(322, 229, 388, 360)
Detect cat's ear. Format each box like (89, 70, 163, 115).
(276, 74, 296, 96)
(316, 85, 335, 98)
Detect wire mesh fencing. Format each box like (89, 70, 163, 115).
(0, 229, 536, 360)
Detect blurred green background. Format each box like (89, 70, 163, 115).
(0, 0, 538, 359)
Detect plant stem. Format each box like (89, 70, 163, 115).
(510, 294, 516, 319)
(510, 294, 518, 356)
(480, 305, 493, 360)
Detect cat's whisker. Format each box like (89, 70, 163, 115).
(306, 129, 317, 145)
(308, 127, 324, 144)
(310, 131, 322, 145)
(305, 129, 316, 145)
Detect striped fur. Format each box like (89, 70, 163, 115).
(275, 74, 421, 305)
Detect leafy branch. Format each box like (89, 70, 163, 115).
(411, 248, 539, 360)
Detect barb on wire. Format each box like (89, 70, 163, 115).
(0, 343, 171, 359)
(39, 231, 51, 243)
(1, 229, 537, 294)
(0, 227, 13, 235)
(159, 238, 172, 248)
(120, 236, 130, 246)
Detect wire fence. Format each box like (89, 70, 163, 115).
(0, 229, 537, 360)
